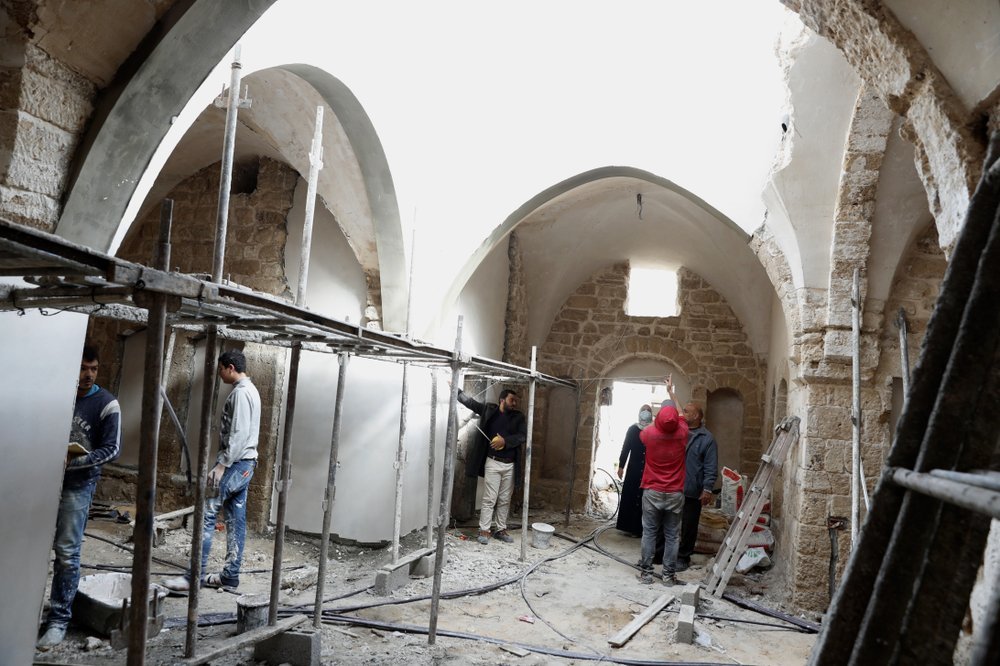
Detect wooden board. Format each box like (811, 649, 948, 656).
(607, 593, 675, 647)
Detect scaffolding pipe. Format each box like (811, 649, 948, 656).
(211, 45, 246, 284)
(851, 268, 862, 548)
(428, 317, 463, 644)
(519, 347, 538, 562)
(185, 328, 217, 657)
(564, 389, 582, 527)
(314, 352, 349, 628)
(269, 342, 302, 624)
(897, 308, 911, 400)
(426, 372, 438, 548)
(392, 362, 410, 563)
(127, 201, 172, 665)
(890, 468, 1000, 520)
(295, 106, 324, 305)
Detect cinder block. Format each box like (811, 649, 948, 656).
(373, 566, 409, 596)
(676, 604, 695, 644)
(681, 584, 700, 608)
(410, 549, 447, 578)
(254, 628, 321, 666)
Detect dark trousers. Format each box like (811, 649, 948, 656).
(678, 496, 702, 563)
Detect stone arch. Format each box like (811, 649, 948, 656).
(55, 0, 277, 249)
(781, 0, 985, 252)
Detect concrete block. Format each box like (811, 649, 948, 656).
(373, 548, 434, 595)
(253, 628, 320, 666)
(410, 549, 447, 578)
(676, 604, 695, 644)
(681, 584, 700, 608)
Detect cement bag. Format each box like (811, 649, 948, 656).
(745, 526, 775, 552)
(721, 467, 744, 516)
(736, 546, 772, 573)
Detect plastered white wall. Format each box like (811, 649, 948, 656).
(0, 303, 87, 665)
(281, 352, 448, 543)
(454, 241, 508, 358)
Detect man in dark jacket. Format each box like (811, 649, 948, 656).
(676, 402, 718, 572)
(458, 388, 527, 544)
(38, 345, 121, 648)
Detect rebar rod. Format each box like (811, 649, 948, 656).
(314, 353, 348, 628)
(211, 46, 245, 284)
(428, 317, 463, 644)
(295, 106, 323, 305)
(851, 267, 862, 548)
(896, 308, 911, 400)
(391, 362, 409, 563)
(426, 372, 438, 548)
(269, 342, 302, 624)
(126, 200, 171, 665)
(519, 347, 537, 562)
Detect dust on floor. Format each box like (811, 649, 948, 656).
(33, 510, 818, 664)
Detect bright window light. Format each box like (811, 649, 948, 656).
(626, 266, 679, 317)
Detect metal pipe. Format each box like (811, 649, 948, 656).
(564, 387, 582, 527)
(392, 362, 410, 563)
(428, 317, 463, 644)
(314, 353, 349, 628)
(426, 372, 438, 548)
(896, 308, 911, 400)
(211, 45, 246, 284)
(269, 342, 302, 624)
(127, 200, 172, 665)
(519, 347, 537, 562)
(890, 468, 1000, 520)
(295, 106, 324, 305)
(850, 267, 862, 548)
(929, 468, 1000, 492)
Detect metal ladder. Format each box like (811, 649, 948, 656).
(705, 416, 800, 598)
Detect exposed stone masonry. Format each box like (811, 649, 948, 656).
(528, 263, 765, 513)
(90, 156, 299, 529)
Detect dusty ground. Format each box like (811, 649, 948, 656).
(33, 507, 818, 665)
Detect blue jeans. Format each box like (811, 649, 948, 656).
(48, 477, 98, 627)
(200, 459, 255, 587)
(640, 489, 684, 576)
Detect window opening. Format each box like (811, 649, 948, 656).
(626, 266, 679, 317)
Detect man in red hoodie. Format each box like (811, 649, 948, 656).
(638, 375, 689, 585)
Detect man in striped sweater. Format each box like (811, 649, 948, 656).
(37, 345, 121, 649)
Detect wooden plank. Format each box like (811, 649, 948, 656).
(156, 506, 194, 522)
(607, 593, 675, 647)
(180, 614, 307, 665)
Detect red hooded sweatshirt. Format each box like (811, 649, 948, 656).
(639, 404, 689, 493)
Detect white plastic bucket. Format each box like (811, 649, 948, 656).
(531, 522, 555, 549)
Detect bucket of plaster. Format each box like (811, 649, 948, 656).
(531, 522, 555, 549)
(71, 572, 169, 636)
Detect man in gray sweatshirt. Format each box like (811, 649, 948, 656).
(165, 349, 260, 591)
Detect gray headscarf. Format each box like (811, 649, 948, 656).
(636, 404, 653, 429)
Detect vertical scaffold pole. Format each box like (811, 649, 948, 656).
(126, 200, 172, 665)
(519, 347, 538, 562)
(314, 353, 349, 628)
(269, 342, 301, 624)
(897, 308, 911, 401)
(392, 362, 410, 563)
(564, 388, 582, 528)
(428, 317, 463, 644)
(851, 268, 862, 548)
(426, 373, 438, 548)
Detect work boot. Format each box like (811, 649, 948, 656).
(36, 624, 66, 649)
(493, 529, 514, 543)
(477, 530, 490, 545)
(662, 571, 679, 586)
(637, 570, 654, 584)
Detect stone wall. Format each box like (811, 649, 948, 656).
(0, 35, 95, 230)
(528, 263, 765, 512)
(90, 156, 298, 529)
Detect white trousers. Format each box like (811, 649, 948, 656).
(479, 456, 515, 533)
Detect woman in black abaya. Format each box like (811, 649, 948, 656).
(615, 404, 652, 536)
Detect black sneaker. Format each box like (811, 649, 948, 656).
(637, 570, 654, 584)
(662, 572, 679, 586)
(493, 529, 514, 543)
(675, 559, 690, 572)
